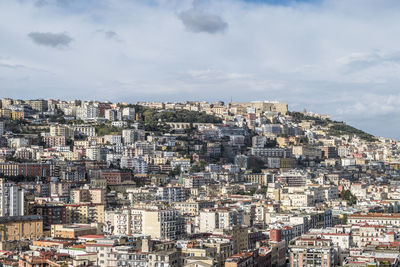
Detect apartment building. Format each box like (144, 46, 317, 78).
(174, 201, 215, 216)
(43, 135, 66, 147)
(199, 209, 240, 232)
(142, 209, 185, 240)
(50, 125, 74, 139)
(0, 179, 24, 217)
(51, 223, 101, 239)
(156, 187, 185, 203)
(101, 169, 132, 184)
(105, 208, 185, 240)
(71, 188, 105, 204)
(289, 236, 336, 267)
(74, 125, 96, 137)
(251, 147, 292, 158)
(0, 215, 43, 242)
(65, 204, 105, 224)
(348, 213, 400, 226)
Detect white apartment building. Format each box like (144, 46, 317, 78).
(122, 107, 135, 120)
(74, 125, 96, 137)
(104, 135, 122, 145)
(105, 208, 185, 240)
(0, 179, 24, 217)
(199, 209, 239, 232)
(156, 187, 185, 203)
(105, 109, 122, 121)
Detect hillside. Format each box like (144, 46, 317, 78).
(288, 111, 377, 142)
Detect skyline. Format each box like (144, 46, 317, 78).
(2, 0, 400, 138)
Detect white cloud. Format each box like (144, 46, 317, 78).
(1, 0, 400, 137)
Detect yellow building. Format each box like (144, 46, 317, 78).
(243, 173, 271, 186)
(65, 204, 105, 224)
(12, 110, 24, 120)
(50, 125, 74, 139)
(71, 189, 105, 204)
(62, 151, 82, 161)
(0, 215, 43, 242)
(0, 163, 19, 176)
(51, 223, 101, 239)
(0, 109, 12, 119)
(231, 102, 288, 115)
(181, 245, 217, 260)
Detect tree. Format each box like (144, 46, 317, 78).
(169, 166, 181, 177)
(340, 214, 348, 224)
(252, 167, 262, 174)
(342, 190, 357, 206)
(190, 164, 205, 173)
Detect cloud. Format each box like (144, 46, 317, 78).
(104, 31, 118, 39)
(178, 9, 228, 34)
(28, 32, 73, 48)
(183, 69, 253, 81)
(338, 51, 400, 73)
(0, 58, 50, 73)
(336, 93, 400, 118)
(96, 30, 121, 41)
(34, 0, 47, 8)
(3, 0, 400, 138)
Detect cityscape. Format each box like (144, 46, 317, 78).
(2, 0, 400, 266)
(0, 98, 398, 266)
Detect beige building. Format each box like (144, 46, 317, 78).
(61, 151, 82, 161)
(174, 201, 215, 216)
(243, 173, 272, 186)
(43, 135, 66, 147)
(0, 215, 43, 244)
(231, 101, 288, 115)
(51, 223, 102, 239)
(214, 226, 249, 254)
(142, 209, 185, 240)
(71, 188, 105, 204)
(65, 204, 105, 224)
(50, 125, 74, 139)
(292, 146, 322, 160)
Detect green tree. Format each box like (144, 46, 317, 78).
(168, 166, 181, 177)
(342, 190, 357, 206)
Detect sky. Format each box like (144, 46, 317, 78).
(1, 0, 400, 139)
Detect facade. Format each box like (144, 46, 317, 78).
(251, 147, 292, 158)
(348, 213, 400, 226)
(0, 215, 43, 242)
(50, 125, 74, 138)
(101, 170, 132, 184)
(0, 179, 24, 217)
(29, 99, 48, 112)
(142, 209, 185, 240)
(33, 204, 66, 230)
(74, 125, 96, 137)
(71, 188, 106, 204)
(289, 236, 336, 267)
(51, 224, 100, 239)
(156, 187, 185, 203)
(65, 204, 105, 224)
(43, 135, 66, 147)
